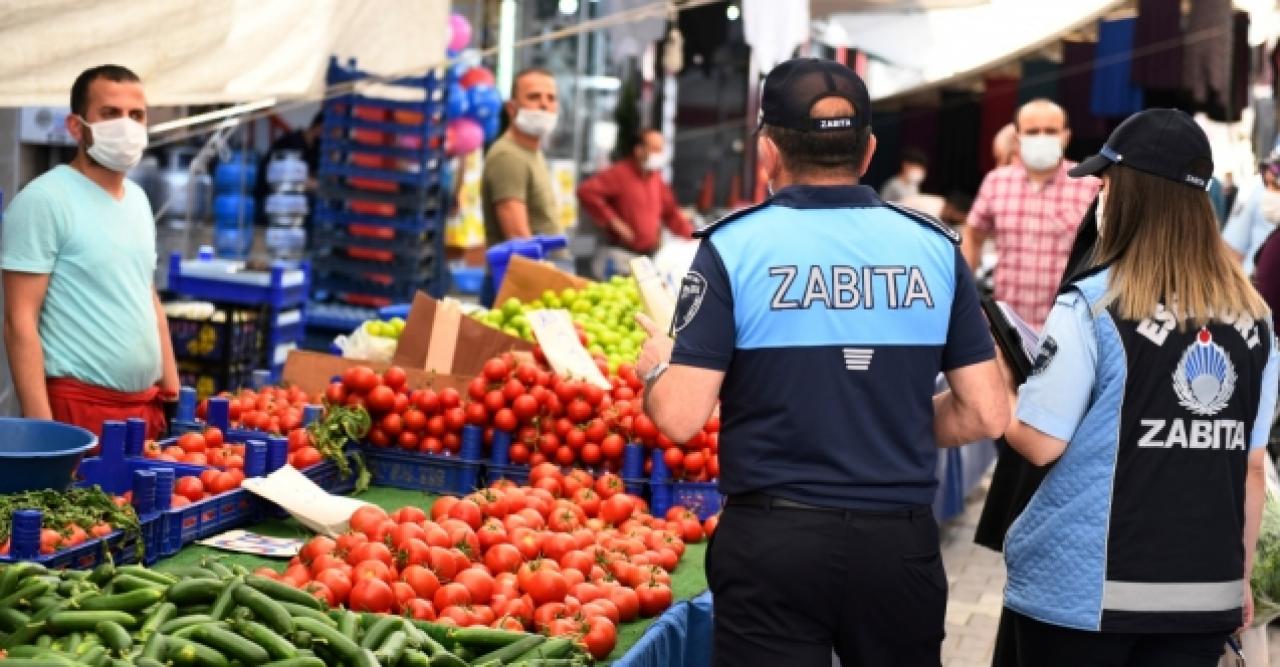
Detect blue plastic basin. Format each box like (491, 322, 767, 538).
(0, 419, 98, 494)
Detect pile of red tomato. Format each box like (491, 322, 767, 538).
(194, 386, 312, 434)
(328, 353, 720, 482)
(264, 466, 719, 660)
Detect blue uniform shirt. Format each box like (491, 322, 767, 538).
(671, 185, 994, 510)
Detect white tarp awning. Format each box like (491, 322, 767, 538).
(0, 0, 449, 107)
(816, 0, 1124, 101)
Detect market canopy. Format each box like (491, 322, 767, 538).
(814, 0, 1124, 101)
(0, 0, 448, 107)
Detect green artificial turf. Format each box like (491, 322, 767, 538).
(153, 485, 710, 662)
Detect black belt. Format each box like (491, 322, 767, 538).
(726, 492, 932, 519)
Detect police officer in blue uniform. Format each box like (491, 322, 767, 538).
(635, 58, 1010, 667)
(1002, 109, 1279, 666)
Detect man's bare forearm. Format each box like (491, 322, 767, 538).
(5, 323, 50, 419)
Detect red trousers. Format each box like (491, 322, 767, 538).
(47, 377, 167, 441)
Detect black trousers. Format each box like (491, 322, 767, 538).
(707, 498, 946, 667)
(1009, 609, 1228, 667)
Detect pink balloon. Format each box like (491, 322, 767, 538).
(448, 14, 472, 53)
(446, 118, 484, 156)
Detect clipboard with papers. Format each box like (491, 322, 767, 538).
(979, 296, 1041, 383)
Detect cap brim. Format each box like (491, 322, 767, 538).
(1068, 154, 1113, 178)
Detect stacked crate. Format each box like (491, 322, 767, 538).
(307, 57, 450, 342)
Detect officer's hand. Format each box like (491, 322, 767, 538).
(635, 313, 673, 377)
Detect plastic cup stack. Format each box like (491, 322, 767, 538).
(100, 421, 126, 460)
(132, 470, 157, 516)
(460, 425, 483, 461)
(11, 509, 43, 559)
(622, 443, 645, 479)
(649, 449, 673, 517)
(206, 397, 231, 431)
(177, 387, 198, 422)
(302, 404, 323, 426)
(125, 418, 147, 457)
(154, 468, 175, 511)
(266, 436, 288, 472)
(251, 370, 272, 390)
(245, 440, 268, 478)
(490, 430, 512, 466)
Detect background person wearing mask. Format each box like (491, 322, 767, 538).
(576, 128, 693, 279)
(1223, 161, 1280, 275)
(1000, 109, 1274, 667)
(879, 147, 928, 202)
(635, 58, 1007, 666)
(482, 67, 561, 250)
(963, 99, 1101, 329)
(1, 65, 179, 437)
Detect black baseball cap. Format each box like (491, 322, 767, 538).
(759, 58, 872, 132)
(1069, 108, 1214, 190)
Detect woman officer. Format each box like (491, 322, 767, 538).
(999, 108, 1278, 666)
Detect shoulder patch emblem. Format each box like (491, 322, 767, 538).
(1030, 336, 1059, 376)
(672, 272, 708, 335)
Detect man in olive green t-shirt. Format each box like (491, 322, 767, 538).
(481, 67, 561, 249)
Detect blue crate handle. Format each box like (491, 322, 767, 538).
(378, 304, 412, 320)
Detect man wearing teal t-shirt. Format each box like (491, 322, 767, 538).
(1, 65, 178, 437)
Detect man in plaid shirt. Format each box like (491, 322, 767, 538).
(962, 99, 1101, 330)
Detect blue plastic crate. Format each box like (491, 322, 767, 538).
(659, 481, 721, 521)
(313, 208, 444, 235)
(0, 514, 156, 569)
(159, 487, 258, 557)
(75, 456, 209, 496)
(363, 447, 480, 496)
(167, 254, 311, 310)
(168, 309, 263, 364)
(314, 220, 441, 256)
(483, 462, 529, 486)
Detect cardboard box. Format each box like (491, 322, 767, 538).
(494, 254, 591, 305)
(391, 292, 533, 377)
(282, 349, 473, 398)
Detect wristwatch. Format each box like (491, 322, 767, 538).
(642, 362, 670, 390)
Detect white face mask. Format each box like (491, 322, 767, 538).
(80, 116, 148, 173)
(643, 151, 667, 172)
(904, 167, 925, 186)
(1019, 134, 1063, 172)
(1095, 190, 1107, 235)
(1261, 190, 1280, 226)
(513, 108, 557, 139)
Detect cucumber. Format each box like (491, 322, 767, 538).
(336, 609, 360, 641)
(29, 595, 62, 612)
(176, 604, 212, 616)
(0, 658, 79, 667)
(166, 578, 225, 607)
(0, 606, 30, 632)
(108, 574, 167, 593)
(202, 561, 233, 579)
(0, 580, 53, 609)
(235, 619, 298, 661)
(3, 622, 47, 650)
(473, 634, 546, 664)
(451, 626, 531, 652)
(233, 585, 294, 635)
(60, 631, 83, 652)
(165, 635, 231, 667)
(191, 624, 271, 665)
(135, 658, 166, 667)
(512, 637, 575, 661)
(245, 575, 326, 610)
(262, 658, 325, 667)
(3, 645, 52, 658)
(139, 631, 168, 660)
(95, 620, 132, 656)
(78, 644, 108, 667)
(278, 602, 336, 628)
(294, 616, 365, 666)
(172, 621, 225, 640)
(292, 630, 313, 650)
(47, 611, 137, 633)
(158, 614, 214, 634)
(117, 566, 177, 587)
(208, 579, 241, 621)
(427, 652, 469, 667)
(374, 630, 408, 666)
(87, 563, 115, 587)
(33, 634, 52, 649)
(79, 588, 164, 612)
(158, 566, 220, 580)
(398, 649, 432, 667)
(139, 601, 177, 639)
(361, 615, 402, 650)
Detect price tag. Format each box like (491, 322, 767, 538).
(630, 256, 676, 334)
(197, 530, 303, 558)
(526, 309, 612, 389)
(240, 465, 372, 537)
